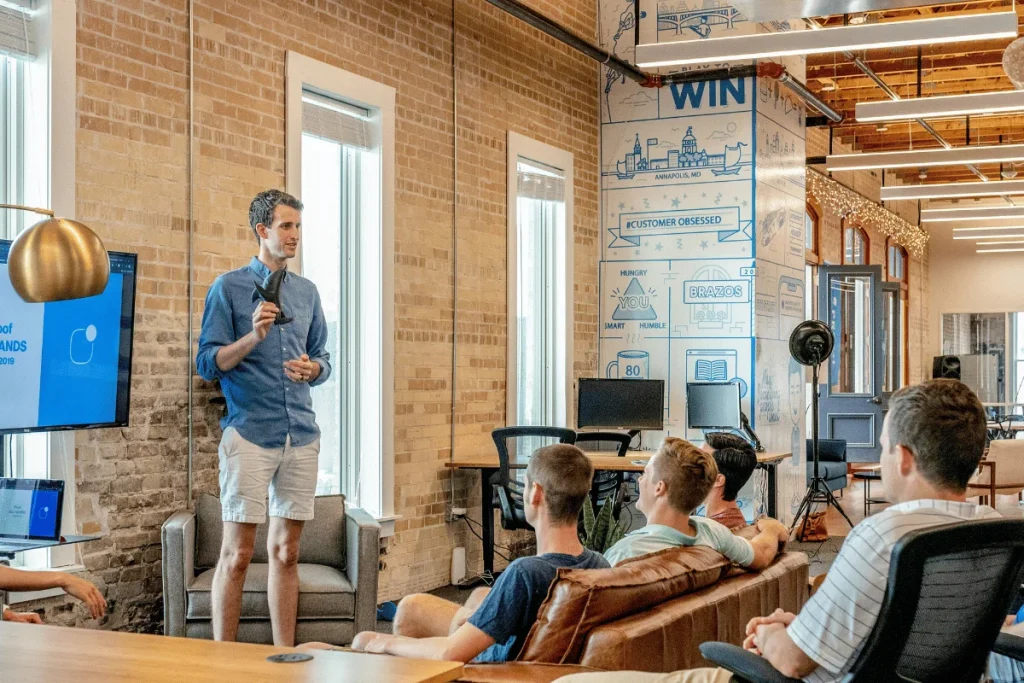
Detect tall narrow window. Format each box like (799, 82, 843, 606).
(507, 133, 573, 427)
(804, 205, 821, 438)
(0, 3, 78, 572)
(843, 224, 869, 265)
(804, 205, 820, 320)
(288, 52, 395, 520)
(886, 239, 910, 388)
(300, 89, 374, 498)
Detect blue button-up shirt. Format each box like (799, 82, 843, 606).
(196, 257, 331, 449)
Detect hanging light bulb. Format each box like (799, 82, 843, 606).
(2, 205, 109, 303)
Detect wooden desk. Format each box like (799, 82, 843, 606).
(0, 622, 464, 683)
(446, 450, 791, 575)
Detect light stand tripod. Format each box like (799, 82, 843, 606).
(789, 321, 853, 536)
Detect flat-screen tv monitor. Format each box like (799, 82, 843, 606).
(687, 382, 742, 430)
(577, 378, 665, 430)
(0, 240, 138, 434)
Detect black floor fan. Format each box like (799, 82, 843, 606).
(789, 320, 854, 536)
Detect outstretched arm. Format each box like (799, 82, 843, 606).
(746, 518, 789, 570)
(0, 566, 106, 619)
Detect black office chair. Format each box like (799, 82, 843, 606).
(574, 431, 633, 518)
(700, 519, 1024, 683)
(490, 426, 577, 531)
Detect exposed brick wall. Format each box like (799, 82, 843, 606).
(20, 0, 597, 630)
(807, 128, 931, 387)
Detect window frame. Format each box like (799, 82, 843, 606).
(285, 51, 396, 527)
(3, 0, 78, 578)
(885, 238, 911, 386)
(805, 203, 821, 266)
(506, 132, 574, 428)
(842, 222, 870, 265)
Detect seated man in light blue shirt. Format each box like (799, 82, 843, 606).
(604, 437, 789, 569)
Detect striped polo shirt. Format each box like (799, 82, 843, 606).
(787, 499, 1001, 683)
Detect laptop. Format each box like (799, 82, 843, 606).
(0, 478, 65, 549)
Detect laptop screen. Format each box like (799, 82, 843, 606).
(0, 478, 64, 540)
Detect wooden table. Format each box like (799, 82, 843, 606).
(0, 621, 464, 683)
(446, 450, 791, 575)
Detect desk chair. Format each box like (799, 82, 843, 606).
(700, 518, 1024, 683)
(574, 431, 633, 519)
(491, 427, 576, 531)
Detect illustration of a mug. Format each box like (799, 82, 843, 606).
(606, 350, 649, 379)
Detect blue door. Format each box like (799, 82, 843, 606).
(818, 265, 885, 462)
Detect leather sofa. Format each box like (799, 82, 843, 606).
(807, 438, 848, 494)
(457, 545, 809, 682)
(162, 493, 379, 645)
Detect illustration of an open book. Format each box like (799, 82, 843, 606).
(694, 359, 729, 382)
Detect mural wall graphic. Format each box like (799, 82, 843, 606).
(599, 0, 808, 523)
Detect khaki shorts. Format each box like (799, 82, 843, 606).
(218, 427, 320, 524)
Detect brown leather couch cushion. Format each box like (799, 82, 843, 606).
(460, 663, 604, 683)
(517, 545, 731, 664)
(579, 552, 809, 672)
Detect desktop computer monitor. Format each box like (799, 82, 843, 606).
(577, 379, 665, 430)
(687, 382, 742, 430)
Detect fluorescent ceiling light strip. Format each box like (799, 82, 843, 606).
(636, 11, 1017, 68)
(859, 87, 1024, 123)
(881, 180, 1024, 201)
(952, 234, 1024, 240)
(922, 207, 1024, 223)
(826, 144, 1024, 172)
(978, 248, 1024, 253)
(952, 226, 1024, 232)
(977, 240, 1024, 245)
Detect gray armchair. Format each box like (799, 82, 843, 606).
(162, 493, 378, 645)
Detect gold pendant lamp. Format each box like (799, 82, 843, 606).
(2, 204, 110, 303)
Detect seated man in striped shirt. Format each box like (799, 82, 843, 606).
(556, 379, 997, 683)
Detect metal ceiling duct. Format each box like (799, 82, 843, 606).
(729, 0, 957, 22)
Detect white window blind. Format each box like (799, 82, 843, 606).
(301, 89, 372, 150)
(517, 158, 566, 203)
(0, 5, 34, 61)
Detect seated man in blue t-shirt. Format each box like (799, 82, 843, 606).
(350, 444, 609, 663)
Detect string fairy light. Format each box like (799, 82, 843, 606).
(806, 168, 929, 256)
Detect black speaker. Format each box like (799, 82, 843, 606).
(932, 355, 961, 380)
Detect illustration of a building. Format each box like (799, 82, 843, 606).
(614, 127, 745, 179)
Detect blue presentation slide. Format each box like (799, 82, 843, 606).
(0, 263, 124, 430)
(0, 486, 59, 538)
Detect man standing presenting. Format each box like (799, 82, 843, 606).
(196, 189, 331, 646)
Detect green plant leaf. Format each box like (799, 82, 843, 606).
(593, 497, 615, 551)
(607, 521, 625, 549)
(582, 494, 596, 544)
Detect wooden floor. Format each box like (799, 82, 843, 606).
(821, 474, 1024, 538)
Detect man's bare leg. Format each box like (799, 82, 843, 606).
(393, 592, 465, 638)
(267, 517, 305, 646)
(212, 522, 258, 641)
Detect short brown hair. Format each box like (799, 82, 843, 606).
(249, 189, 303, 240)
(525, 444, 594, 525)
(652, 437, 719, 514)
(887, 379, 987, 493)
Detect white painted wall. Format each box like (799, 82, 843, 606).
(928, 242, 1024, 363)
